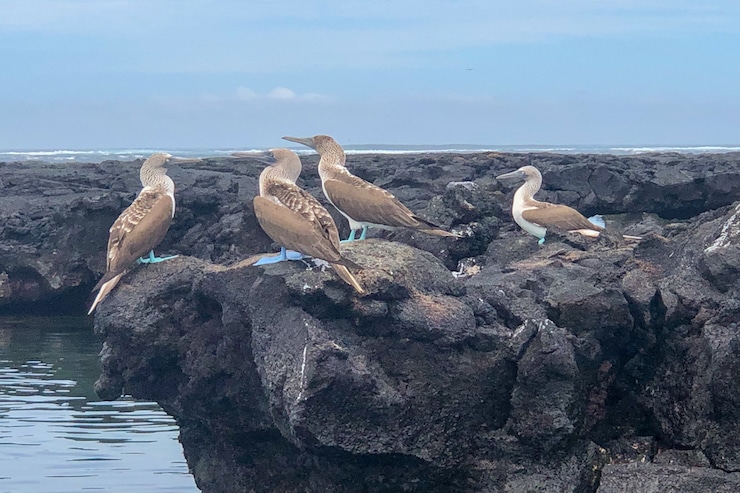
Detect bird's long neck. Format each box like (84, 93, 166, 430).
(514, 172, 542, 205)
(259, 165, 295, 196)
(140, 168, 175, 217)
(140, 167, 174, 194)
(317, 146, 347, 180)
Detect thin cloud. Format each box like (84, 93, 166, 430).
(236, 87, 259, 101)
(154, 86, 329, 109)
(231, 86, 329, 103)
(267, 87, 296, 100)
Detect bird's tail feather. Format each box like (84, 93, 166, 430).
(419, 228, 461, 238)
(414, 215, 462, 238)
(574, 229, 601, 238)
(88, 272, 124, 315)
(572, 229, 643, 241)
(331, 264, 365, 294)
(91, 269, 120, 294)
(336, 257, 364, 271)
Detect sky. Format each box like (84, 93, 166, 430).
(0, 0, 739, 149)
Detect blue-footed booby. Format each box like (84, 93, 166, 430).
(88, 153, 198, 314)
(496, 165, 641, 244)
(282, 134, 459, 242)
(248, 148, 365, 294)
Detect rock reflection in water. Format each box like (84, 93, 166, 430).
(0, 317, 198, 492)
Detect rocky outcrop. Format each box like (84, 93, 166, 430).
(3, 151, 740, 491)
(95, 241, 500, 491)
(1, 152, 740, 311)
(94, 203, 740, 491)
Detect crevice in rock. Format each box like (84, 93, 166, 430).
(0, 282, 93, 315)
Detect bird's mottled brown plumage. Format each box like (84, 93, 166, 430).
(282, 134, 459, 238)
(520, 202, 604, 233)
(252, 148, 365, 293)
(88, 153, 180, 314)
(102, 191, 174, 276)
(323, 178, 444, 231)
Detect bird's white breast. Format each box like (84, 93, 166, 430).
(167, 192, 176, 218)
(512, 189, 547, 239)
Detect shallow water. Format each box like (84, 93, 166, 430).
(0, 317, 198, 493)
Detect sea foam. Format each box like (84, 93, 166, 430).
(1, 145, 738, 163)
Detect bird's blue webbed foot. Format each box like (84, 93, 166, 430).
(137, 250, 179, 264)
(285, 249, 304, 261)
(254, 255, 287, 266)
(537, 237, 546, 245)
(254, 246, 304, 266)
(340, 229, 358, 243)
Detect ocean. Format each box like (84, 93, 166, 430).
(0, 317, 198, 492)
(1, 145, 739, 163)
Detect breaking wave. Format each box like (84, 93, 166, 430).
(1, 145, 738, 163)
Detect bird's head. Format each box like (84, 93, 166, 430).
(282, 134, 341, 155)
(496, 165, 541, 182)
(239, 148, 302, 183)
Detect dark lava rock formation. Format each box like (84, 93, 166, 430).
(2, 151, 740, 491)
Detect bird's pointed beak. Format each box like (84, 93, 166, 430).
(282, 136, 315, 149)
(169, 156, 203, 164)
(230, 152, 260, 158)
(232, 151, 276, 165)
(496, 169, 526, 181)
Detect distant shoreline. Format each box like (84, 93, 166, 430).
(2, 145, 740, 163)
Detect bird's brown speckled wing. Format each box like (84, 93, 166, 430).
(262, 181, 342, 248)
(255, 181, 365, 292)
(106, 191, 174, 273)
(521, 203, 603, 232)
(323, 176, 435, 229)
(254, 197, 346, 263)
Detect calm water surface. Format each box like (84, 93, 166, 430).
(0, 317, 199, 493)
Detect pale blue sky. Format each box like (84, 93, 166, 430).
(0, 0, 738, 149)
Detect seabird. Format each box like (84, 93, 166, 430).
(248, 148, 365, 294)
(88, 152, 199, 314)
(496, 165, 641, 244)
(281, 134, 459, 241)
